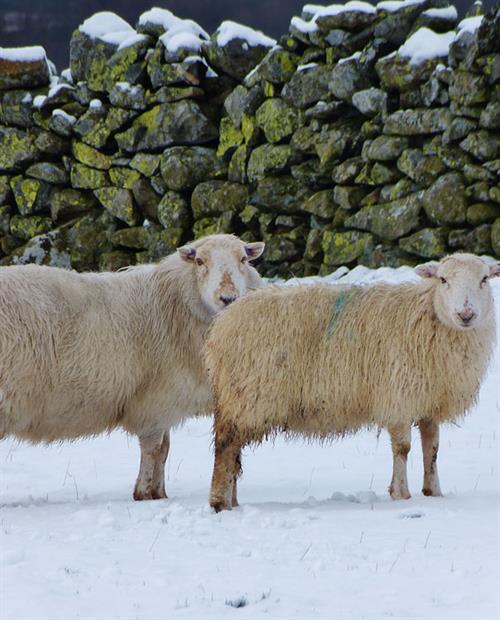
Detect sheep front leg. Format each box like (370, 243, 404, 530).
(419, 419, 442, 497)
(388, 424, 412, 500)
(210, 439, 242, 513)
(134, 432, 168, 501)
(151, 430, 170, 500)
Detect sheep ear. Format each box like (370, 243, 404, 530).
(244, 242, 265, 261)
(415, 261, 439, 279)
(178, 245, 196, 262)
(489, 263, 500, 278)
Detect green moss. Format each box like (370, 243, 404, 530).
(10, 215, 52, 240)
(322, 230, 373, 266)
(94, 187, 138, 226)
(217, 117, 244, 157)
(70, 163, 109, 189)
(108, 167, 142, 189)
(72, 141, 112, 170)
(255, 99, 300, 143)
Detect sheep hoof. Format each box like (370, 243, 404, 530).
(389, 487, 411, 501)
(422, 487, 443, 497)
(133, 489, 167, 501)
(210, 500, 231, 513)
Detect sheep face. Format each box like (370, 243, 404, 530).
(178, 235, 264, 315)
(416, 254, 500, 330)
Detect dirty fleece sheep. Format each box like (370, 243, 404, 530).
(0, 233, 264, 501)
(207, 253, 499, 511)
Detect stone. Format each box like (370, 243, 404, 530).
(397, 149, 446, 185)
(466, 181, 492, 203)
(479, 101, 500, 130)
(223, 85, 264, 127)
(302, 190, 337, 218)
(380, 178, 418, 202)
(255, 98, 301, 143)
(10, 228, 71, 268)
(129, 153, 161, 177)
(399, 227, 447, 258)
(0, 176, 12, 203)
(160, 146, 227, 191)
(333, 185, 368, 210)
(94, 187, 138, 226)
(345, 193, 422, 240)
(115, 101, 218, 152)
(365, 136, 409, 161)
(0, 127, 39, 172)
(250, 176, 313, 213)
(193, 212, 235, 239)
(109, 82, 147, 110)
(442, 117, 478, 144)
(291, 126, 318, 154)
(131, 178, 160, 221)
(228, 145, 250, 183)
(34, 131, 69, 156)
(291, 160, 333, 188)
(216, 117, 244, 157)
(10, 214, 52, 240)
(448, 225, 492, 254)
(459, 131, 500, 162)
(72, 141, 112, 170)
(250, 48, 300, 84)
(247, 144, 298, 182)
(10, 175, 51, 215)
(383, 108, 453, 135)
(70, 163, 109, 189)
(420, 76, 449, 107)
(329, 57, 371, 102)
(281, 65, 333, 108)
(99, 251, 135, 271)
(25, 162, 69, 184)
(205, 27, 274, 81)
(108, 167, 142, 189)
(110, 226, 150, 249)
(322, 230, 373, 266)
(422, 173, 467, 225)
(0, 47, 50, 89)
(74, 107, 136, 149)
(467, 203, 500, 226)
(492, 218, 500, 256)
(331, 157, 365, 183)
(48, 109, 77, 137)
(1, 90, 35, 127)
(312, 8, 376, 31)
(376, 54, 443, 92)
(157, 191, 190, 231)
(66, 212, 116, 271)
(352, 87, 388, 117)
(449, 71, 490, 106)
(191, 181, 248, 218)
(151, 85, 205, 104)
(49, 187, 97, 221)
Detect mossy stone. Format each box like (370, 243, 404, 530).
(0, 176, 13, 203)
(383, 108, 453, 135)
(10, 176, 51, 215)
(448, 225, 492, 255)
(399, 227, 447, 259)
(131, 179, 161, 222)
(157, 191, 190, 231)
(25, 162, 69, 185)
(110, 227, 150, 250)
(72, 141, 112, 170)
(479, 101, 500, 130)
(345, 193, 422, 241)
(491, 218, 500, 257)
(160, 146, 227, 191)
(10, 215, 52, 241)
(49, 187, 97, 221)
(129, 153, 161, 177)
(333, 186, 368, 211)
(224, 85, 264, 128)
(108, 167, 142, 189)
(302, 190, 337, 218)
(193, 212, 235, 239)
(10, 228, 71, 268)
(216, 117, 244, 157)
(250, 176, 313, 213)
(322, 230, 373, 266)
(66, 212, 116, 271)
(449, 71, 490, 106)
(1, 90, 35, 127)
(247, 144, 297, 182)
(228, 145, 250, 184)
(205, 30, 272, 81)
(281, 65, 333, 109)
(94, 187, 138, 226)
(251, 48, 300, 84)
(460, 131, 500, 162)
(34, 131, 69, 156)
(99, 251, 135, 272)
(366, 136, 409, 161)
(74, 107, 136, 149)
(331, 157, 365, 184)
(255, 99, 300, 143)
(467, 203, 500, 226)
(375, 54, 442, 92)
(0, 127, 39, 173)
(115, 101, 218, 152)
(70, 163, 109, 189)
(422, 173, 467, 225)
(304, 228, 323, 260)
(329, 58, 372, 102)
(191, 181, 248, 218)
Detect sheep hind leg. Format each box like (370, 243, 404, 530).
(151, 430, 170, 500)
(419, 419, 442, 497)
(210, 438, 242, 513)
(388, 424, 412, 500)
(133, 432, 167, 501)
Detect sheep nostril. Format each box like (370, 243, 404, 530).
(458, 310, 476, 325)
(220, 295, 236, 306)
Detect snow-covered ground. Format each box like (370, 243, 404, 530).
(1, 268, 499, 620)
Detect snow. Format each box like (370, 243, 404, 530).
(51, 109, 77, 124)
(47, 82, 73, 97)
(0, 45, 47, 62)
(21, 93, 32, 104)
(290, 15, 319, 33)
(79, 12, 134, 39)
(1, 266, 499, 620)
(422, 6, 458, 19)
(216, 21, 276, 48)
(116, 33, 148, 51)
(297, 62, 319, 71)
(138, 7, 181, 29)
(338, 50, 362, 64)
(303, 1, 377, 16)
(89, 98, 102, 109)
(455, 15, 484, 38)
(377, 0, 425, 13)
(60, 68, 73, 83)
(183, 55, 218, 78)
(32, 95, 47, 108)
(398, 28, 455, 65)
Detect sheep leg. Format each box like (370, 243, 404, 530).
(151, 430, 170, 500)
(210, 439, 242, 512)
(133, 432, 167, 501)
(419, 419, 443, 497)
(388, 424, 412, 500)
(231, 449, 242, 508)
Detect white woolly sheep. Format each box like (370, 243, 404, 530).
(0, 233, 264, 501)
(207, 253, 499, 511)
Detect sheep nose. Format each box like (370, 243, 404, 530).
(458, 310, 476, 325)
(220, 294, 237, 306)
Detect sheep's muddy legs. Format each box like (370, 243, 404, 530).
(419, 419, 443, 497)
(134, 432, 168, 501)
(210, 440, 241, 512)
(388, 424, 412, 500)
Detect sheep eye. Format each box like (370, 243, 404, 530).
(480, 275, 488, 287)
(195, 258, 204, 266)
(440, 277, 447, 284)
(240, 256, 247, 264)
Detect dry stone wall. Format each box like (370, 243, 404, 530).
(0, 2, 499, 276)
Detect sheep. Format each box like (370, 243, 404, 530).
(207, 253, 499, 511)
(0, 233, 264, 501)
